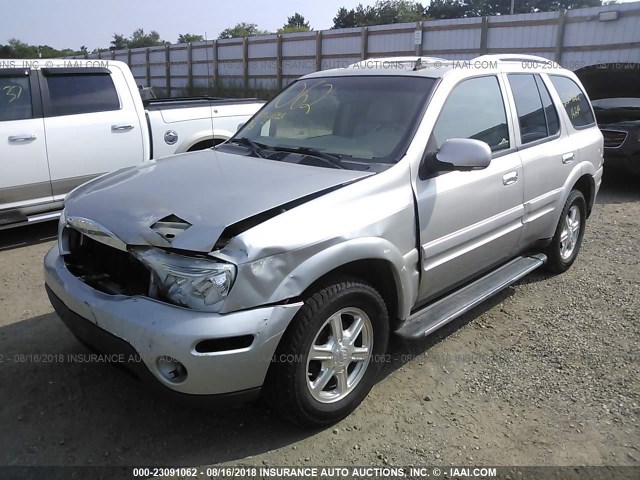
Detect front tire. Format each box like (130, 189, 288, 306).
(264, 280, 389, 427)
(545, 189, 587, 273)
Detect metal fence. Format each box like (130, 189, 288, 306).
(69, 2, 640, 96)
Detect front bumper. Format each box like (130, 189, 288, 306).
(44, 244, 302, 396)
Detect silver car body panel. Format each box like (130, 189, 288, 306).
(45, 56, 604, 396)
(218, 160, 419, 317)
(45, 244, 302, 395)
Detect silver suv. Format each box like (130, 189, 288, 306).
(44, 55, 604, 427)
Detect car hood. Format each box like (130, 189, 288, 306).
(576, 64, 640, 100)
(64, 149, 372, 253)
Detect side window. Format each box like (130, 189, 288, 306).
(508, 74, 560, 144)
(535, 76, 560, 136)
(0, 75, 32, 121)
(433, 76, 510, 152)
(549, 75, 595, 128)
(45, 73, 119, 116)
(508, 74, 547, 144)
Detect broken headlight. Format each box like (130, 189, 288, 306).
(132, 248, 236, 312)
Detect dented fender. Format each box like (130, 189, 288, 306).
(221, 237, 419, 320)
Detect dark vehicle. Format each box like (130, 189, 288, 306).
(577, 63, 640, 175)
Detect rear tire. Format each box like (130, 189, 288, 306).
(545, 189, 586, 274)
(264, 280, 389, 427)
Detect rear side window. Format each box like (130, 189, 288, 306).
(536, 76, 560, 136)
(433, 75, 510, 152)
(0, 75, 32, 121)
(508, 74, 560, 144)
(46, 74, 119, 116)
(549, 75, 595, 128)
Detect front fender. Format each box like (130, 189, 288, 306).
(175, 128, 234, 153)
(222, 237, 419, 320)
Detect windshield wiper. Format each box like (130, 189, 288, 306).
(227, 137, 266, 158)
(272, 146, 346, 169)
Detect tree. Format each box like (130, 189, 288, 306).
(332, 1, 425, 29)
(278, 13, 312, 33)
(0, 39, 84, 58)
(375, 0, 425, 23)
(462, 0, 602, 16)
(285, 13, 311, 29)
(110, 29, 167, 50)
(333, 7, 358, 28)
(426, 0, 468, 19)
(128, 28, 165, 48)
(177, 33, 204, 44)
(333, 0, 604, 26)
(110, 34, 128, 50)
(218, 22, 271, 39)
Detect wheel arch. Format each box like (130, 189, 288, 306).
(265, 238, 418, 327)
(186, 136, 226, 152)
(572, 173, 596, 217)
(301, 258, 402, 330)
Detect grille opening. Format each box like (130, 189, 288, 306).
(64, 229, 151, 296)
(195, 335, 254, 353)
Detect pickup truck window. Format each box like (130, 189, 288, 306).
(508, 74, 560, 144)
(432, 76, 510, 152)
(0, 76, 32, 121)
(549, 75, 595, 128)
(236, 76, 436, 165)
(46, 73, 120, 116)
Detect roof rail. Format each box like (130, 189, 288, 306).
(473, 54, 555, 64)
(348, 56, 448, 69)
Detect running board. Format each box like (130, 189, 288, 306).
(0, 210, 61, 231)
(396, 254, 547, 339)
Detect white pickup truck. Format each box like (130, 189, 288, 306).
(0, 59, 264, 229)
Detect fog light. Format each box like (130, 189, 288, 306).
(157, 356, 187, 383)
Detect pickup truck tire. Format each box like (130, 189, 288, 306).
(545, 189, 587, 274)
(264, 280, 389, 427)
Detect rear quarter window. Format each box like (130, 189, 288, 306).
(46, 73, 120, 116)
(549, 75, 595, 128)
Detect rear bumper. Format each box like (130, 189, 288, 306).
(44, 244, 302, 396)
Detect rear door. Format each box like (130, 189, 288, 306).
(39, 66, 145, 200)
(0, 69, 52, 216)
(506, 73, 587, 246)
(414, 75, 524, 304)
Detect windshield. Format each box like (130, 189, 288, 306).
(231, 76, 436, 167)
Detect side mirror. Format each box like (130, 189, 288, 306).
(434, 138, 492, 171)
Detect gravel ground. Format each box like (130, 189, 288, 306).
(0, 170, 637, 475)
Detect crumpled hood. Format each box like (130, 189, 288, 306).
(64, 149, 371, 252)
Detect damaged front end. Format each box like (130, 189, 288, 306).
(59, 213, 236, 313)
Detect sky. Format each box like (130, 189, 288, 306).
(1, 0, 637, 50)
(0, 0, 370, 50)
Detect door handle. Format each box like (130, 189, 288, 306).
(502, 171, 518, 186)
(111, 124, 134, 132)
(8, 134, 37, 143)
(562, 152, 575, 164)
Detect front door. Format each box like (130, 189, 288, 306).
(414, 75, 524, 304)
